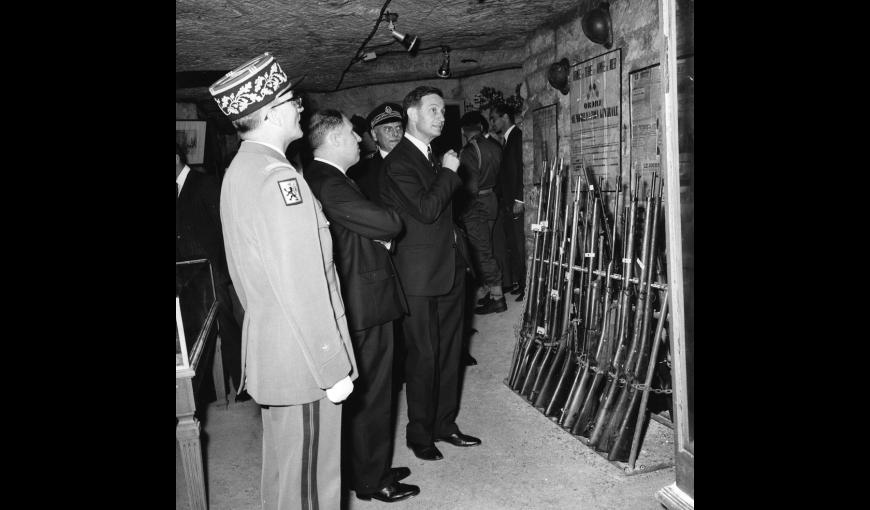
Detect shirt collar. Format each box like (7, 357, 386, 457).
(378, 148, 390, 159)
(245, 139, 286, 158)
(404, 132, 430, 159)
(313, 156, 345, 173)
(504, 124, 516, 141)
(176, 165, 191, 191)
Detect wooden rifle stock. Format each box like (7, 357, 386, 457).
(572, 183, 638, 438)
(596, 183, 656, 452)
(533, 175, 585, 407)
(519, 165, 565, 396)
(509, 158, 559, 388)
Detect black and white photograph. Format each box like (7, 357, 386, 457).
(176, 1, 694, 509)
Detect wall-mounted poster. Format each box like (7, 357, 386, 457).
(629, 63, 662, 196)
(569, 49, 622, 190)
(176, 120, 207, 165)
(531, 104, 558, 185)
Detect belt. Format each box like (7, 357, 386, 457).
(478, 188, 494, 195)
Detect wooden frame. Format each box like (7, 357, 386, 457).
(176, 297, 190, 371)
(176, 120, 207, 165)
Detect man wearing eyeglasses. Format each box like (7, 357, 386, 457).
(211, 52, 358, 510)
(346, 102, 404, 205)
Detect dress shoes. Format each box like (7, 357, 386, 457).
(408, 443, 443, 460)
(474, 296, 507, 315)
(435, 431, 482, 447)
(514, 290, 525, 302)
(391, 467, 411, 482)
(356, 482, 420, 503)
(508, 282, 524, 294)
(463, 354, 478, 366)
(476, 293, 491, 305)
(234, 390, 252, 403)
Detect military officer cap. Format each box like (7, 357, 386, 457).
(366, 102, 403, 128)
(209, 52, 305, 121)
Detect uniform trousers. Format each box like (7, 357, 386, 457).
(261, 398, 342, 510)
(500, 203, 527, 288)
(460, 192, 502, 294)
(344, 322, 396, 494)
(403, 249, 466, 446)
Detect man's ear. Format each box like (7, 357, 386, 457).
(406, 107, 418, 125)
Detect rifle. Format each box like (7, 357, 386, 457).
(593, 176, 657, 452)
(606, 178, 665, 460)
(571, 177, 638, 437)
(512, 159, 562, 390)
(627, 288, 669, 469)
(509, 157, 558, 388)
(532, 174, 585, 406)
(518, 162, 565, 396)
(507, 157, 552, 385)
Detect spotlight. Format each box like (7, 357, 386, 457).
(386, 14, 420, 55)
(437, 46, 451, 78)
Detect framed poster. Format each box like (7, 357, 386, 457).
(531, 103, 558, 185)
(175, 120, 207, 165)
(569, 49, 622, 190)
(629, 63, 662, 196)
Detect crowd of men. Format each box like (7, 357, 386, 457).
(176, 52, 526, 509)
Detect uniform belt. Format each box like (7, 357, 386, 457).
(478, 188, 494, 195)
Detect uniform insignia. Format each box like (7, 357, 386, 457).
(278, 178, 303, 206)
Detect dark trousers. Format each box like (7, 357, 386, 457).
(344, 322, 396, 494)
(216, 284, 242, 392)
(460, 193, 502, 290)
(501, 203, 527, 288)
(402, 252, 466, 446)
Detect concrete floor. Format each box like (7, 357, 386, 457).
(177, 295, 675, 509)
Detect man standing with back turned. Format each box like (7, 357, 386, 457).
(303, 109, 420, 503)
(381, 86, 482, 462)
(210, 52, 357, 510)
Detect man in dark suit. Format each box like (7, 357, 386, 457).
(380, 86, 482, 462)
(176, 143, 247, 402)
(347, 102, 404, 205)
(490, 103, 527, 301)
(304, 110, 420, 503)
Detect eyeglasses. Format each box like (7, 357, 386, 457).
(377, 125, 403, 135)
(272, 95, 303, 110)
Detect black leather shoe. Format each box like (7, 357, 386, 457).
(391, 467, 411, 482)
(235, 390, 252, 403)
(474, 296, 507, 315)
(514, 290, 525, 302)
(463, 354, 478, 366)
(408, 443, 443, 460)
(477, 293, 491, 305)
(509, 283, 524, 295)
(435, 431, 482, 447)
(357, 482, 420, 502)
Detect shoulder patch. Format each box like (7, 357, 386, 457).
(277, 178, 304, 206)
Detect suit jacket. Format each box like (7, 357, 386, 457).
(176, 170, 230, 287)
(380, 137, 465, 297)
(497, 126, 524, 205)
(220, 141, 358, 405)
(346, 153, 384, 205)
(304, 160, 408, 332)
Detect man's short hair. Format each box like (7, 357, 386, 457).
(491, 103, 515, 123)
(232, 106, 268, 134)
(460, 111, 488, 133)
(308, 109, 346, 150)
(403, 86, 443, 112)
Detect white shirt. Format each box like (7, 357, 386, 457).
(403, 132, 431, 160)
(313, 156, 345, 173)
(176, 164, 191, 194)
(378, 148, 390, 159)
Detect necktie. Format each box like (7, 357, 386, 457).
(176, 182, 179, 199)
(427, 145, 438, 173)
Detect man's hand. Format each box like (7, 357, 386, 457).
(325, 375, 353, 403)
(441, 150, 460, 172)
(512, 200, 525, 216)
(374, 239, 392, 251)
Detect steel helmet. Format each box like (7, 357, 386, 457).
(582, 2, 613, 49)
(547, 58, 571, 95)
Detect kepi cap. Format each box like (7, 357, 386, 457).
(209, 52, 305, 121)
(367, 102, 403, 129)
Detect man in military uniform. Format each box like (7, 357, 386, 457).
(210, 52, 357, 510)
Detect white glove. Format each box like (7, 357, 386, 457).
(441, 150, 460, 172)
(325, 375, 353, 403)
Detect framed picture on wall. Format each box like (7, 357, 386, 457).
(176, 120, 207, 165)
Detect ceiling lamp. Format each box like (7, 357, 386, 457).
(582, 1, 613, 49)
(437, 47, 451, 78)
(385, 13, 420, 55)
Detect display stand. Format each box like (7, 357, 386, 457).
(176, 259, 222, 510)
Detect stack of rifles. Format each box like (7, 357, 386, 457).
(506, 155, 673, 470)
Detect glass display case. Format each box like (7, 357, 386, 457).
(176, 259, 216, 373)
